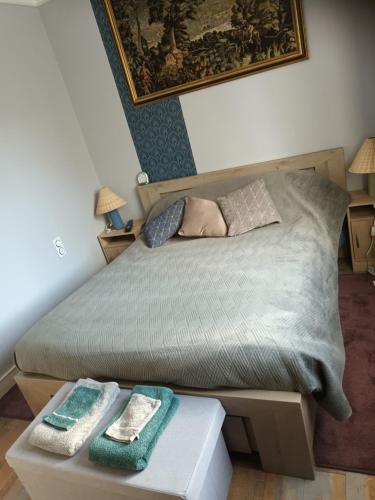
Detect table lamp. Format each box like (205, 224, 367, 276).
(96, 187, 127, 229)
(349, 137, 375, 197)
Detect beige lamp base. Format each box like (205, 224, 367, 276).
(369, 173, 375, 198)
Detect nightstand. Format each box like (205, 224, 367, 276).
(98, 219, 144, 264)
(347, 191, 375, 272)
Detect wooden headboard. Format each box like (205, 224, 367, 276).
(137, 148, 346, 215)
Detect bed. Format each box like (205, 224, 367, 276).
(15, 147, 350, 480)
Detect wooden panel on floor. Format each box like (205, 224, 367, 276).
(228, 457, 375, 500)
(331, 471, 347, 500)
(278, 474, 305, 500)
(366, 476, 375, 500)
(229, 458, 253, 500)
(262, 473, 283, 500)
(249, 469, 266, 500)
(0, 419, 29, 499)
(346, 472, 375, 500)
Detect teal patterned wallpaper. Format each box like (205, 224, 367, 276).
(90, 0, 197, 183)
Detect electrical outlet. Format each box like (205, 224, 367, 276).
(53, 237, 67, 258)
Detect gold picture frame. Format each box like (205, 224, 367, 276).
(104, 0, 308, 106)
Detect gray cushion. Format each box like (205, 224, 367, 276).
(143, 199, 185, 248)
(217, 178, 281, 236)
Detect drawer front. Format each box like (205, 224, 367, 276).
(351, 219, 373, 260)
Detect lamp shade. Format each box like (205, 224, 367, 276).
(349, 138, 375, 174)
(96, 187, 127, 215)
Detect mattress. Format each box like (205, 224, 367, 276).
(15, 170, 351, 420)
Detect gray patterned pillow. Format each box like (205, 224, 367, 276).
(143, 199, 185, 248)
(217, 178, 281, 236)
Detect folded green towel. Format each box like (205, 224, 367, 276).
(43, 386, 102, 431)
(89, 386, 179, 471)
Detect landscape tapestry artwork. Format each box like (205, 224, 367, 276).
(104, 0, 307, 104)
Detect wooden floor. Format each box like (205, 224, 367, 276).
(0, 418, 29, 500)
(1, 417, 374, 500)
(229, 454, 375, 500)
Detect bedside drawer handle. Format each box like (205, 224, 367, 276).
(355, 234, 360, 249)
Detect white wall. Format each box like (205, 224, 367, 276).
(40, 0, 143, 220)
(180, 0, 375, 191)
(0, 5, 105, 376)
(41, 0, 375, 199)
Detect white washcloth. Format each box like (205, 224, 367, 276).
(105, 393, 161, 443)
(29, 379, 120, 456)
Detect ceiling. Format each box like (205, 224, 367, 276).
(0, 0, 50, 6)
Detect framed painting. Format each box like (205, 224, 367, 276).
(103, 0, 308, 105)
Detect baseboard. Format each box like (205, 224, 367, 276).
(0, 365, 18, 399)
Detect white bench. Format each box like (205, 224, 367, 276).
(6, 383, 232, 500)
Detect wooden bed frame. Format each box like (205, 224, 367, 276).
(16, 147, 347, 481)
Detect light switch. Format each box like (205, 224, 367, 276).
(53, 237, 67, 258)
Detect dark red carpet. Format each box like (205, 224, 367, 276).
(314, 273, 375, 474)
(0, 384, 33, 421)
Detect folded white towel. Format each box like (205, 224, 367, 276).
(105, 393, 161, 443)
(29, 379, 120, 456)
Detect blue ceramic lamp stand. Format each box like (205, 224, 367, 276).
(108, 209, 124, 230)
